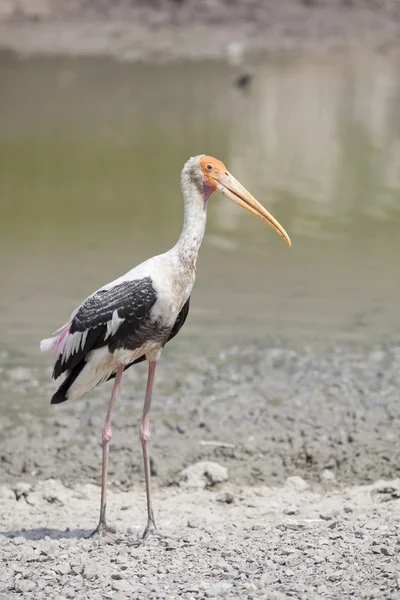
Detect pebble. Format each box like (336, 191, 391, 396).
(285, 476, 309, 492)
(111, 580, 135, 593)
(82, 563, 102, 580)
(56, 562, 71, 575)
(327, 570, 344, 582)
(13, 481, 31, 499)
(204, 581, 232, 596)
(283, 506, 299, 515)
(15, 580, 34, 593)
(180, 461, 228, 489)
(216, 491, 235, 504)
(321, 469, 336, 482)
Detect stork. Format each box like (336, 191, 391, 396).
(40, 155, 291, 540)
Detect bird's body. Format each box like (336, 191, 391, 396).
(42, 252, 193, 404)
(41, 154, 290, 540)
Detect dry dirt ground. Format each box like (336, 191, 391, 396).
(0, 476, 400, 600)
(1, 0, 400, 61)
(1, 342, 400, 598)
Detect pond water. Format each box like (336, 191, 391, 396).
(1, 48, 400, 367)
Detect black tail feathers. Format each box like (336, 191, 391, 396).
(50, 355, 146, 404)
(50, 361, 85, 404)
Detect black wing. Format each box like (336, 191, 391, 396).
(167, 295, 190, 343)
(53, 277, 157, 379)
(106, 295, 191, 381)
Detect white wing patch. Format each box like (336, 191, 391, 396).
(105, 309, 125, 340)
(61, 330, 87, 364)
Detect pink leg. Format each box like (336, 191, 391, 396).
(140, 360, 160, 539)
(89, 363, 125, 540)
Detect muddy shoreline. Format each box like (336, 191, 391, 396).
(1, 340, 400, 491)
(1, 1, 400, 61)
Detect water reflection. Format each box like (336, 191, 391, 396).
(0, 49, 399, 360)
(227, 50, 400, 234)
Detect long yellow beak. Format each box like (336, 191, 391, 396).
(216, 171, 291, 246)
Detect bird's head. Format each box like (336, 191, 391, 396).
(184, 155, 291, 247)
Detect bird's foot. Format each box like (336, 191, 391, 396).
(87, 522, 116, 543)
(141, 518, 165, 541)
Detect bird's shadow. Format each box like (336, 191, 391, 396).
(0, 527, 91, 540)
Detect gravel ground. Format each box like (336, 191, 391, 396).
(1, 476, 400, 599)
(1, 341, 400, 598)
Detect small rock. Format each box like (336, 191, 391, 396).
(286, 557, 301, 567)
(56, 561, 71, 575)
(313, 555, 325, 564)
(285, 476, 309, 491)
(180, 461, 228, 489)
(184, 584, 199, 593)
(283, 506, 299, 515)
(327, 570, 344, 582)
(216, 491, 235, 504)
(111, 580, 134, 593)
(204, 581, 232, 596)
(319, 511, 339, 521)
(15, 580, 34, 593)
(380, 546, 393, 556)
(321, 469, 336, 482)
(187, 518, 201, 529)
(40, 479, 66, 506)
(83, 562, 102, 580)
(12, 537, 25, 546)
(243, 582, 257, 591)
(13, 482, 32, 500)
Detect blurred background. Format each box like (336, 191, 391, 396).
(1, 0, 400, 487)
(1, 1, 400, 357)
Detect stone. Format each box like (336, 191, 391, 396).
(216, 491, 235, 504)
(180, 462, 228, 489)
(15, 580, 35, 593)
(13, 482, 31, 500)
(321, 469, 336, 482)
(285, 476, 309, 491)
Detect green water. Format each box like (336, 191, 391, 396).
(1, 49, 400, 364)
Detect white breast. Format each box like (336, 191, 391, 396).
(148, 253, 195, 327)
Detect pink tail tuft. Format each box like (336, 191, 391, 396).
(40, 322, 71, 356)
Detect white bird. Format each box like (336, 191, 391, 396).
(41, 154, 291, 540)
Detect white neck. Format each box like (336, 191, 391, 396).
(172, 171, 208, 268)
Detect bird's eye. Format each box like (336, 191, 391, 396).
(206, 164, 213, 171)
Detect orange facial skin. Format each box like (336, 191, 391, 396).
(199, 155, 228, 191)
